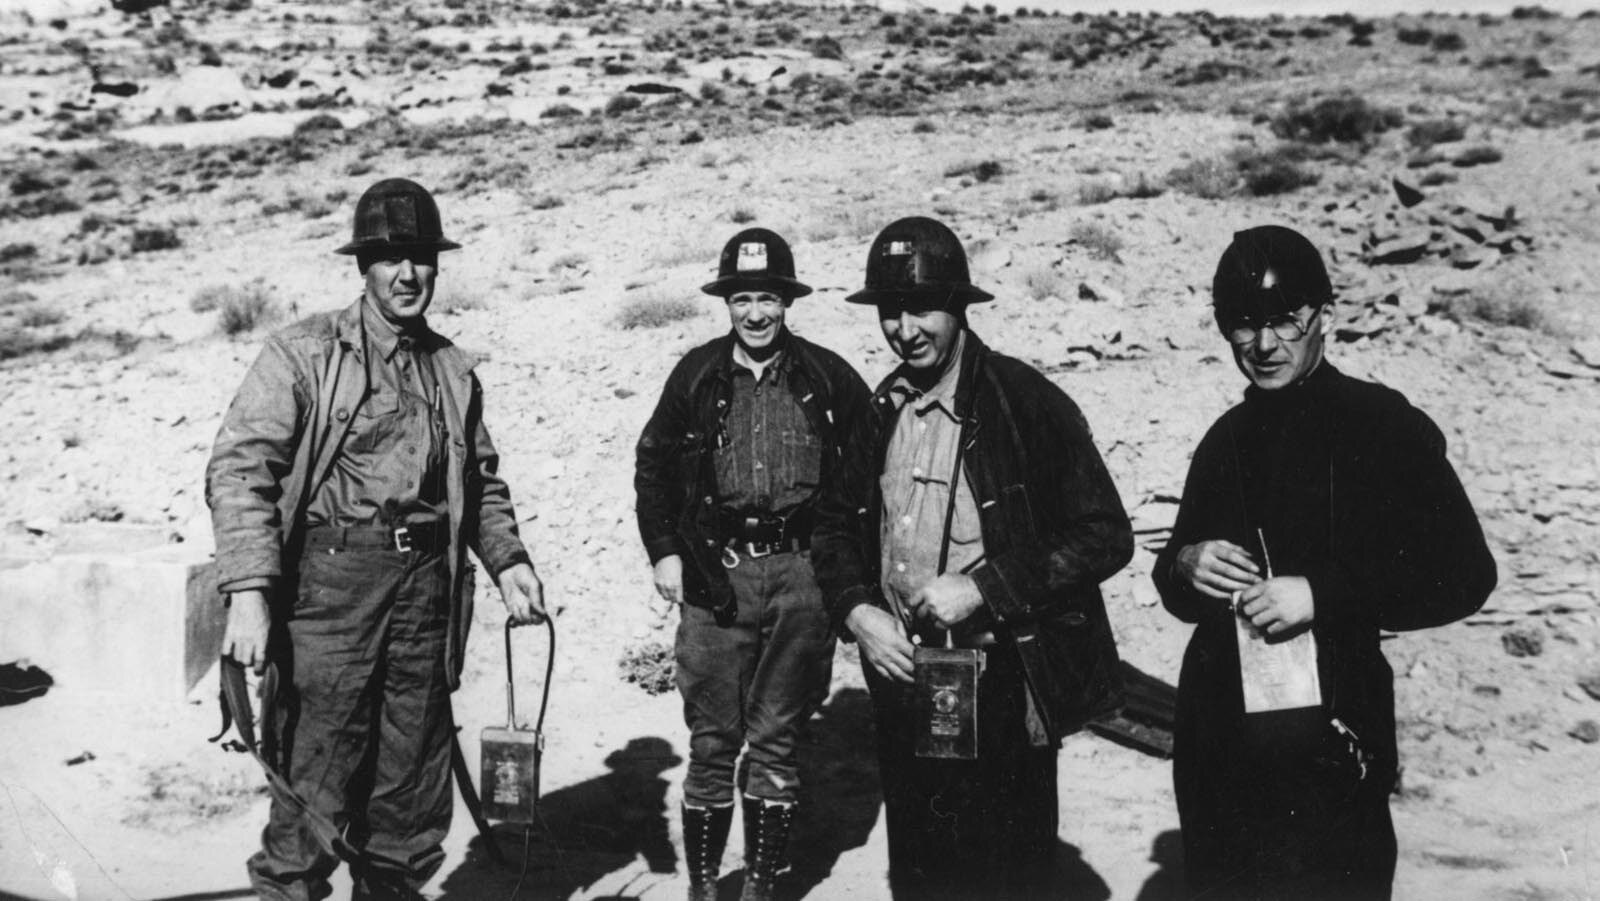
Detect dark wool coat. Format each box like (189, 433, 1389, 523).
(1152, 363, 1496, 898)
(811, 331, 1134, 741)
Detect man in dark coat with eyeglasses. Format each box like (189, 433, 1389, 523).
(1152, 224, 1496, 900)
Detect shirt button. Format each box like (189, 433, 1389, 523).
(912, 466, 923, 477)
(901, 515, 912, 526)
(754, 461, 764, 470)
(335, 409, 349, 422)
(918, 421, 928, 431)
(753, 424, 761, 433)
(895, 562, 907, 573)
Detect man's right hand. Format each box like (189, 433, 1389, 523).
(223, 589, 272, 673)
(652, 555, 684, 606)
(1174, 540, 1262, 599)
(846, 605, 915, 684)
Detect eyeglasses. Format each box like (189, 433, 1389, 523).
(1225, 307, 1320, 346)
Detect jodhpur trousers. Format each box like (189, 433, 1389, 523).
(248, 533, 454, 901)
(675, 549, 835, 807)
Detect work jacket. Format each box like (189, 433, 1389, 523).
(811, 331, 1134, 741)
(205, 298, 530, 689)
(634, 329, 870, 615)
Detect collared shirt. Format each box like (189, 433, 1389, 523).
(879, 332, 986, 622)
(712, 345, 820, 514)
(305, 303, 448, 527)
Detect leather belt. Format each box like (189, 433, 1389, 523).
(304, 521, 450, 554)
(715, 506, 812, 546)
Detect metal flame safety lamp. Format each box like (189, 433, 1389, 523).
(481, 617, 556, 825)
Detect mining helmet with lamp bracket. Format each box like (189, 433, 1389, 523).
(846, 216, 994, 309)
(334, 177, 462, 257)
(701, 227, 812, 300)
(1211, 224, 1332, 333)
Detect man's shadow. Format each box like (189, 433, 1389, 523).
(1135, 830, 1185, 901)
(436, 736, 681, 901)
(782, 686, 883, 900)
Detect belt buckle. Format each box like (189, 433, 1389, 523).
(393, 526, 413, 553)
(744, 541, 773, 559)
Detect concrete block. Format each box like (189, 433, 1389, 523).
(0, 537, 225, 700)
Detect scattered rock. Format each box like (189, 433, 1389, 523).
(91, 81, 139, 98)
(1578, 674, 1600, 702)
(1569, 720, 1600, 744)
(1571, 339, 1600, 370)
(1501, 625, 1544, 658)
(1366, 229, 1434, 265)
(1391, 176, 1424, 208)
(1078, 280, 1124, 305)
(1543, 360, 1600, 381)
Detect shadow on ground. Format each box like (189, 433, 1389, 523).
(1134, 829, 1185, 901)
(436, 736, 680, 901)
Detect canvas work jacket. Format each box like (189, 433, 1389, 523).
(811, 331, 1135, 741)
(634, 329, 870, 615)
(205, 298, 530, 689)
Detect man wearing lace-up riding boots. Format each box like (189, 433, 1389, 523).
(206, 178, 546, 901)
(635, 228, 870, 901)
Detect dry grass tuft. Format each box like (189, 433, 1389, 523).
(195, 281, 280, 336)
(1071, 221, 1124, 261)
(616, 291, 699, 330)
(1021, 265, 1067, 300)
(618, 640, 676, 695)
(1271, 93, 1403, 144)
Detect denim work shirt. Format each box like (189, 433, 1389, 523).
(712, 350, 822, 514)
(305, 305, 448, 527)
(879, 333, 986, 622)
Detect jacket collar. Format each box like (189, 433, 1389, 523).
(714, 326, 796, 384)
(334, 296, 475, 378)
(877, 329, 989, 421)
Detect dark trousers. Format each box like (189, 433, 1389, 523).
(864, 642, 1061, 901)
(1175, 708, 1397, 901)
(248, 537, 454, 901)
(675, 549, 834, 806)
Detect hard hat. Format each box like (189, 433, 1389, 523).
(1211, 225, 1332, 330)
(700, 228, 812, 299)
(333, 178, 462, 256)
(845, 216, 994, 307)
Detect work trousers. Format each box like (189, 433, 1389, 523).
(248, 535, 454, 901)
(865, 641, 1061, 901)
(674, 549, 834, 806)
(1176, 708, 1397, 901)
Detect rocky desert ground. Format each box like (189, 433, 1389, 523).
(1, 0, 1599, 898)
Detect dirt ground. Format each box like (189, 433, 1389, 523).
(1, 1, 1598, 899)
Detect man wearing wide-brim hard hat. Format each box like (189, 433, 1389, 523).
(206, 176, 546, 900)
(812, 215, 1134, 899)
(634, 226, 869, 901)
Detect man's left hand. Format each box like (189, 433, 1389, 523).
(497, 563, 547, 626)
(1236, 576, 1314, 636)
(908, 573, 984, 629)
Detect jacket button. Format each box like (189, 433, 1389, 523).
(335, 409, 349, 422)
(703, 496, 713, 505)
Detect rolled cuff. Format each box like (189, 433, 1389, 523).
(219, 575, 276, 597)
(830, 585, 879, 641)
